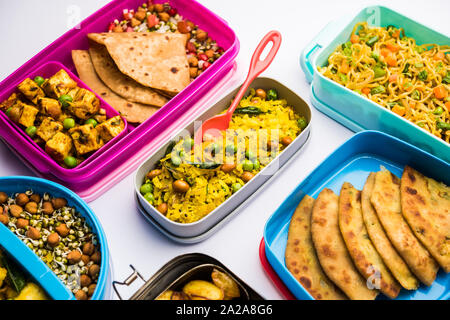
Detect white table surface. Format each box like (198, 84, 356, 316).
(0, 0, 449, 300)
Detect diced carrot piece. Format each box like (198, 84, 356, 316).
(445, 101, 450, 109)
(392, 29, 400, 38)
(386, 43, 400, 52)
(340, 60, 350, 74)
(434, 85, 448, 100)
(409, 101, 416, 109)
(381, 48, 390, 57)
(434, 51, 445, 61)
(389, 74, 398, 82)
(350, 34, 360, 44)
(362, 87, 371, 95)
(386, 54, 397, 67)
(392, 105, 406, 116)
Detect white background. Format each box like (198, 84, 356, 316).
(0, 0, 449, 300)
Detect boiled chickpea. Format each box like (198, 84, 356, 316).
(0, 207, 2, 215)
(188, 56, 198, 67)
(256, 89, 267, 99)
(281, 136, 293, 146)
(25, 202, 38, 214)
(0, 192, 8, 203)
(221, 163, 236, 173)
(75, 290, 87, 300)
(67, 250, 82, 264)
(157, 203, 168, 215)
(159, 12, 170, 22)
(146, 169, 162, 180)
(88, 284, 96, 297)
(30, 194, 40, 203)
(88, 264, 100, 279)
(196, 29, 208, 41)
(16, 193, 29, 206)
(16, 218, 29, 229)
(154, 3, 164, 12)
(90, 251, 101, 264)
(0, 214, 9, 225)
(55, 223, 70, 237)
(241, 172, 254, 183)
(52, 197, 67, 210)
(80, 274, 92, 288)
(47, 232, 60, 247)
(9, 204, 23, 217)
(83, 242, 95, 256)
(26, 227, 40, 240)
(42, 201, 54, 215)
(81, 255, 90, 265)
(173, 180, 190, 193)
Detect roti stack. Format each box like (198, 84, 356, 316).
(285, 195, 347, 300)
(338, 182, 401, 299)
(370, 169, 439, 286)
(400, 166, 450, 272)
(311, 188, 378, 300)
(361, 173, 419, 290)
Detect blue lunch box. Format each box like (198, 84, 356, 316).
(263, 131, 450, 300)
(300, 5, 450, 163)
(0, 176, 111, 300)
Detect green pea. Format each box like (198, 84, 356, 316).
(6, 107, 12, 116)
(231, 183, 242, 193)
(59, 94, 73, 108)
(63, 118, 75, 130)
(144, 192, 155, 203)
(297, 117, 307, 130)
(183, 138, 194, 150)
(245, 150, 256, 161)
(25, 126, 37, 138)
(242, 159, 254, 171)
(85, 118, 98, 127)
(433, 107, 443, 115)
(267, 89, 278, 101)
(64, 156, 78, 168)
(140, 183, 153, 195)
(171, 155, 182, 167)
(34, 76, 45, 86)
(225, 144, 237, 155)
(253, 160, 260, 171)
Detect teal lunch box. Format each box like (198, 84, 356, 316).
(300, 5, 450, 163)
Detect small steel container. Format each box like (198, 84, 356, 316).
(113, 253, 263, 300)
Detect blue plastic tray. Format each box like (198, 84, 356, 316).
(263, 131, 450, 300)
(299, 6, 450, 163)
(0, 176, 110, 300)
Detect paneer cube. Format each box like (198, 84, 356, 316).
(68, 88, 100, 120)
(95, 116, 125, 143)
(41, 70, 77, 98)
(17, 78, 45, 104)
(69, 124, 104, 155)
(37, 97, 61, 119)
(45, 132, 72, 162)
(36, 117, 63, 142)
(18, 102, 39, 128)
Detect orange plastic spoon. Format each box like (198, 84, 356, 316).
(194, 30, 282, 145)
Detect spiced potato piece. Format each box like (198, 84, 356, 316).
(41, 70, 77, 98)
(36, 117, 63, 142)
(68, 88, 100, 120)
(45, 132, 73, 162)
(69, 123, 104, 155)
(95, 116, 124, 142)
(17, 78, 45, 104)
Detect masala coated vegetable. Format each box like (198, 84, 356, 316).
(0, 69, 125, 168)
(156, 269, 240, 300)
(0, 190, 102, 300)
(141, 88, 307, 224)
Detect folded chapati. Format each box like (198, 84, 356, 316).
(88, 32, 190, 95)
(285, 195, 347, 300)
(338, 182, 401, 299)
(401, 166, 450, 272)
(88, 42, 168, 107)
(311, 188, 378, 300)
(71, 50, 158, 124)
